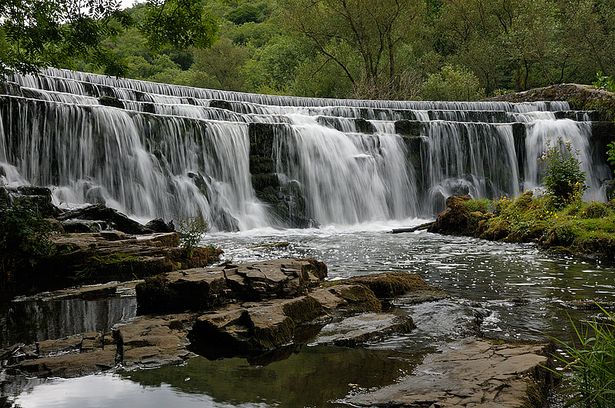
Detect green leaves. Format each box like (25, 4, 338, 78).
(142, 0, 218, 50)
(541, 141, 587, 208)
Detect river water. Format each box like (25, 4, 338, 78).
(2, 220, 615, 407)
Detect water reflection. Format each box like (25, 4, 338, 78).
(4, 346, 420, 408)
(0, 297, 137, 348)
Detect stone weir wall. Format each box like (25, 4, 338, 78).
(247, 118, 615, 227)
(1, 69, 614, 230)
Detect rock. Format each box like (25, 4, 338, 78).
(57, 204, 152, 235)
(310, 284, 383, 313)
(10, 348, 117, 378)
(136, 258, 328, 314)
(189, 296, 324, 358)
(113, 314, 196, 368)
(98, 95, 124, 109)
(343, 272, 448, 301)
(224, 258, 327, 300)
(61, 219, 107, 233)
(0, 186, 58, 216)
(347, 337, 551, 408)
(144, 218, 175, 233)
(314, 313, 415, 347)
(428, 195, 475, 236)
(13, 232, 220, 294)
(136, 269, 228, 314)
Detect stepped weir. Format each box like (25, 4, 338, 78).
(0, 69, 612, 230)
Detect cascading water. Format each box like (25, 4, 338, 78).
(0, 68, 610, 230)
(524, 119, 610, 201)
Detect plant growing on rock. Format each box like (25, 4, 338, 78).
(541, 141, 587, 208)
(178, 216, 209, 258)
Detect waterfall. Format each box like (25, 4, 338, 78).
(0, 68, 609, 230)
(524, 120, 610, 201)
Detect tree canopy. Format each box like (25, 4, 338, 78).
(2, 0, 615, 100)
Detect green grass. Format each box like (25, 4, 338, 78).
(553, 306, 615, 408)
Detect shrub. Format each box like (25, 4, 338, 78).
(594, 72, 615, 93)
(178, 216, 209, 258)
(420, 64, 485, 101)
(0, 204, 55, 285)
(553, 306, 615, 408)
(541, 142, 587, 208)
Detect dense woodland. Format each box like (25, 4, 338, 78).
(2, 0, 615, 99)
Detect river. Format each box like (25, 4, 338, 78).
(2, 220, 614, 407)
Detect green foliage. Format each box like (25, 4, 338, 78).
(5, 0, 615, 99)
(594, 72, 615, 92)
(553, 307, 615, 408)
(581, 202, 610, 219)
(463, 198, 493, 213)
(178, 216, 208, 258)
(0, 0, 130, 76)
(541, 142, 587, 208)
(420, 64, 485, 101)
(0, 204, 55, 278)
(142, 0, 217, 50)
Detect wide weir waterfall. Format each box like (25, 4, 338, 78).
(0, 68, 611, 230)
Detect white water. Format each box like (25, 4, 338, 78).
(0, 68, 609, 230)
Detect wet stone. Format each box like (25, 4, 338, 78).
(346, 337, 550, 408)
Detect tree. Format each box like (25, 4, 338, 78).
(421, 64, 485, 100)
(280, 0, 425, 98)
(0, 0, 218, 76)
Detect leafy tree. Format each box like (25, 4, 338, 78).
(190, 37, 250, 90)
(243, 36, 307, 94)
(280, 0, 425, 98)
(0, 0, 218, 76)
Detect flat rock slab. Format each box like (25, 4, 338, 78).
(347, 337, 549, 408)
(314, 312, 416, 347)
(136, 258, 328, 314)
(6, 314, 197, 377)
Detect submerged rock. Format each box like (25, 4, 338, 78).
(314, 313, 416, 347)
(347, 337, 551, 408)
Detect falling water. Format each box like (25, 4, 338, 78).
(0, 68, 610, 230)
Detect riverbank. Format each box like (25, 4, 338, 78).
(429, 194, 615, 263)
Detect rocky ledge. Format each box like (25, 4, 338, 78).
(347, 337, 551, 408)
(2, 260, 447, 376)
(0, 257, 556, 407)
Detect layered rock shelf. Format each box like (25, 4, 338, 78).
(0, 249, 556, 407)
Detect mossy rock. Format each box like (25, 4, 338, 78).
(345, 272, 443, 300)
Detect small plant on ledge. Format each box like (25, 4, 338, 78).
(541, 140, 587, 209)
(178, 216, 209, 258)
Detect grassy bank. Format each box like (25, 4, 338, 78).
(430, 193, 615, 262)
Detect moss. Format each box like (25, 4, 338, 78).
(580, 202, 611, 219)
(90, 252, 139, 265)
(463, 198, 493, 213)
(432, 193, 615, 262)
